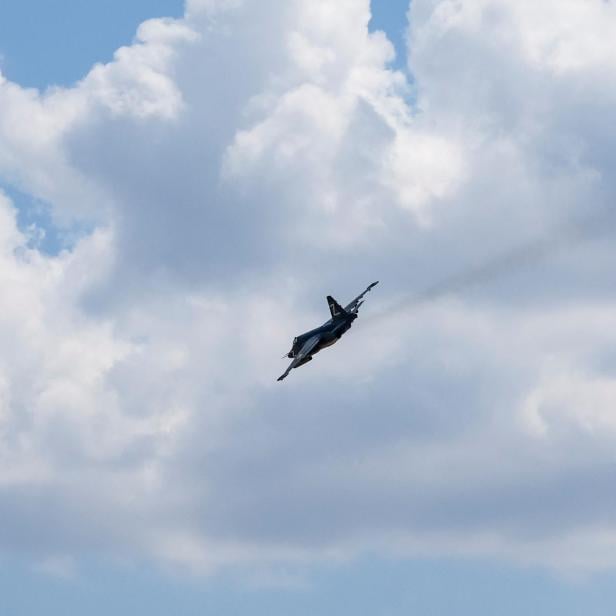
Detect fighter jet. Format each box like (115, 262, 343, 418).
(277, 281, 379, 381)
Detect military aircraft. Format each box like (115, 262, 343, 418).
(277, 281, 379, 381)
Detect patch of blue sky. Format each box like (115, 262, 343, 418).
(1, 183, 84, 256)
(370, 0, 417, 111)
(0, 0, 184, 90)
(370, 0, 412, 73)
(2, 557, 616, 616)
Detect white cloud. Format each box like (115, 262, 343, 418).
(412, 0, 616, 75)
(82, 18, 197, 120)
(522, 373, 616, 438)
(0, 0, 615, 576)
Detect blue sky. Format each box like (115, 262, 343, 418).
(4, 557, 616, 616)
(1, 1, 616, 615)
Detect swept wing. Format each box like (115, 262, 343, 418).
(344, 281, 379, 313)
(277, 334, 321, 381)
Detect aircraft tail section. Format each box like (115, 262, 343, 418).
(327, 296, 346, 318)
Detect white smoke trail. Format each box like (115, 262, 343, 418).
(366, 209, 613, 324)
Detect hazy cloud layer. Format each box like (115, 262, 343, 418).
(0, 0, 615, 574)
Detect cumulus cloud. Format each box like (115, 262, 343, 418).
(0, 0, 615, 575)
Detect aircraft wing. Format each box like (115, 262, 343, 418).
(344, 281, 379, 313)
(277, 334, 321, 381)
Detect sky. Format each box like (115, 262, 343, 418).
(1, 0, 616, 614)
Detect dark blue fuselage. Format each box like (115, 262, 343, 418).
(288, 313, 357, 359)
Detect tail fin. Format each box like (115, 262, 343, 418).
(327, 296, 346, 318)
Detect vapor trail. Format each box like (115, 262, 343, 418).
(367, 210, 613, 324)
